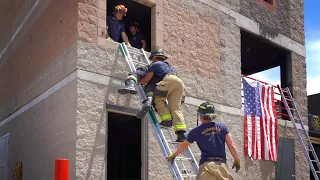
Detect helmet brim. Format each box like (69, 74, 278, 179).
(199, 113, 217, 118)
(149, 55, 168, 60)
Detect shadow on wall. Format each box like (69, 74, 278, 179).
(259, 23, 280, 39)
(245, 157, 275, 180)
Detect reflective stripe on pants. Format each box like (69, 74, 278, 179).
(154, 75, 186, 132)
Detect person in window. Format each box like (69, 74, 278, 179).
(106, 5, 131, 46)
(129, 22, 146, 50)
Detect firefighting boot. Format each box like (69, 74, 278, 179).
(175, 130, 187, 142)
(159, 120, 173, 127)
(136, 96, 153, 119)
(118, 79, 137, 94)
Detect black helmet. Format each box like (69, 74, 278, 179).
(197, 102, 217, 118)
(149, 49, 168, 60)
(130, 22, 140, 29)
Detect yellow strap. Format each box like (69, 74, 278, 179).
(127, 75, 138, 83)
(199, 106, 206, 109)
(161, 114, 172, 121)
(174, 124, 187, 131)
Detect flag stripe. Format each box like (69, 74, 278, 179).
(252, 116, 256, 159)
(269, 87, 278, 160)
(247, 115, 252, 157)
(268, 87, 274, 160)
(244, 116, 248, 157)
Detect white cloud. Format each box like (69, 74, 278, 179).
(306, 38, 320, 95)
(308, 41, 320, 51)
(247, 67, 281, 86)
(307, 76, 320, 95)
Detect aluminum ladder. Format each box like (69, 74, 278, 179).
(278, 86, 320, 180)
(119, 43, 199, 179)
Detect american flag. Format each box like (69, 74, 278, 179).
(243, 77, 278, 161)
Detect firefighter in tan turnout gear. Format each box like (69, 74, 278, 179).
(137, 49, 187, 142)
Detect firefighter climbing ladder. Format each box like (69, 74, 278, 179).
(279, 86, 320, 180)
(119, 43, 199, 180)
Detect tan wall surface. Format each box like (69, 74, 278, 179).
(0, 42, 78, 122)
(163, 0, 242, 108)
(0, 0, 308, 179)
(0, 80, 77, 179)
(0, 0, 78, 106)
(76, 39, 309, 179)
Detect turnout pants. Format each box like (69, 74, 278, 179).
(197, 162, 233, 180)
(154, 75, 186, 132)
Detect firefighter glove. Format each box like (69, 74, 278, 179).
(232, 159, 240, 173)
(166, 153, 177, 164)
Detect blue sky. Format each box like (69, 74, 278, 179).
(249, 2, 320, 95)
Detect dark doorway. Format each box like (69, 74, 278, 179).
(107, 112, 141, 180)
(107, 0, 152, 51)
(275, 138, 295, 180)
(240, 30, 289, 76)
(241, 30, 292, 120)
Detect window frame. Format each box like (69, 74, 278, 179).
(256, 0, 277, 12)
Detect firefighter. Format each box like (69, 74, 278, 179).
(118, 64, 186, 120)
(129, 22, 147, 50)
(166, 102, 241, 180)
(106, 5, 131, 46)
(118, 64, 158, 120)
(138, 49, 187, 142)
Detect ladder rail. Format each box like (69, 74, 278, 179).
(279, 86, 320, 180)
(123, 44, 183, 180)
(120, 43, 188, 180)
(142, 47, 199, 173)
(284, 88, 320, 170)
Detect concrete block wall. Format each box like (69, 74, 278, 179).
(0, 0, 78, 116)
(74, 38, 309, 179)
(0, 80, 78, 179)
(0, 0, 308, 180)
(239, 0, 304, 44)
(163, 0, 242, 108)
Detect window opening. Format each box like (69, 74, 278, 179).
(107, 0, 152, 51)
(263, 0, 274, 5)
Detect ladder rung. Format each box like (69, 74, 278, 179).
(285, 98, 292, 101)
(307, 149, 315, 151)
(176, 157, 192, 161)
(311, 160, 318, 162)
(181, 174, 197, 178)
(127, 48, 144, 55)
(315, 171, 320, 173)
(132, 60, 148, 66)
(289, 108, 297, 111)
(167, 140, 181, 144)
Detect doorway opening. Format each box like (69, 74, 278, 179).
(241, 30, 291, 120)
(107, 112, 141, 180)
(275, 138, 295, 180)
(107, 0, 152, 51)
